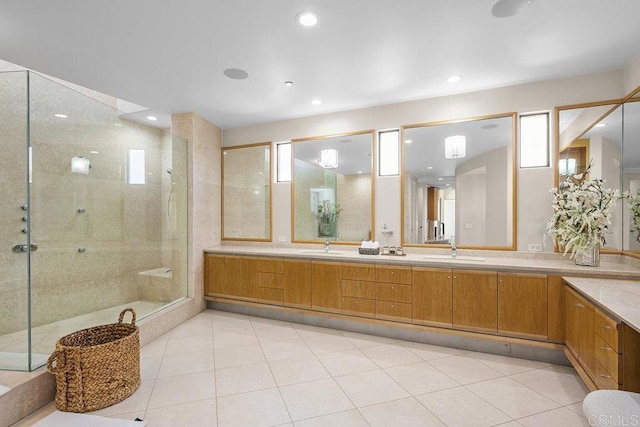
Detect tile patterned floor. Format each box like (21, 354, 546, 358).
(16, 309, 592, 426)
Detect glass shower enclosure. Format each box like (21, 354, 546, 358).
(0, 70, 188, 371)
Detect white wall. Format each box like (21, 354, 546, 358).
(225, 70, 627, 250)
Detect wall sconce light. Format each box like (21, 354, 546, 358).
(444, 135, 466, 159)
(318, 148, 338, 169)
(71, 156, 91, 174)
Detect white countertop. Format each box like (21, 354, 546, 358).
(563, 277, 640, 333)
(204, 245, 640, 279)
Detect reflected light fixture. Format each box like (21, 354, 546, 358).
(297, 12, 318, 26)
(595, 123, 607, 128)
(445, 75, 462, 83)
(71, 156, 91, 174)
(444, 135, 466, 159)
(146, 116, 158, 121)
(311, 99, 322, 105)
(318, 148, 338, 169)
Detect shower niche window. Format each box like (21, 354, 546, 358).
(0, 70, 188, 371)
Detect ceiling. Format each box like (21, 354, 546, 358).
(1, 0, 639, 130)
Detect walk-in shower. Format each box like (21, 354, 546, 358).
(0, 70, 188, 371)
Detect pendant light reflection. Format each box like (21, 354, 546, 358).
(318, 148, 338, 169)
(444, 135, 466, 159)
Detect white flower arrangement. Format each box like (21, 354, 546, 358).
(628, 190, 640, 242)
(547, 165, 621, 257)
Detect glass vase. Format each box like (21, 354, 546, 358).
(574, 243, 600, 267)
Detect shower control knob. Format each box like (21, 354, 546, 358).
(21, 204, 28, 211)
(21, 228, 28, 233)
(78, 247, 87, 253)
(21, 216, 28, 222)
(77, 208, 86, 213)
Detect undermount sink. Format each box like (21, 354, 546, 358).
(300, 250, 344, 255)
(423, 254, 486, 262)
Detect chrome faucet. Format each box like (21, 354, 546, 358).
(324, 239, 331, 252)
(450, 235, 457, 258)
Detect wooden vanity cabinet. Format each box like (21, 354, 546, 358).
(340, 263, 376, 316)
(497, 273, 548, 339)
(204, 254, 225, 295)
(565, 286, 596, 376)
(223, 256, 247, 298)
(311, 261, 342, 312)
(412, 267, 453, 327)
(283, 259, 312, 308)
(375, 265, 412, 321)
(452, 270, 498, 332)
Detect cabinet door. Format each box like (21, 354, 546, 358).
(204, 254, 225, 295)
(412, 268, 453, 327)
(578, 297, 596, 374)
(564, 287, 580, 358)
(452, 270, 498, 332)
(311, 261, 342, 312)
(223, 256, 246, 297)
(283, 259, 312, 308)
(498, 273, 548, 339)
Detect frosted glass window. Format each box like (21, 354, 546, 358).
(559, 158, 577, 176)
(379, 129, 399, 176)
(277, 142, 291, 182)
(128, 149, 146, 184)
(520, 113, 549, 168)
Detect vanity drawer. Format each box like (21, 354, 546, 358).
(595, 335, 621, 383)
(257, 287, 284, 304)
(342, 297, 376, 315)
(595, 308, 620, 352)
(594, 360, 619, 390)
(257, 272, 284, 289)
(341, 264, 375, 281)
(341, 280, 376, 299)
(252, 257, 284, 274)
(376, 301, 411, 320)
(375, 266, 412, 285)
(375, 283, 412, 303)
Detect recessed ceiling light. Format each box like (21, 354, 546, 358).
(284, 81, 294, 87)
(54, 114, 68, 118)
(427, 166, 433, 170)
(446, 75, 462, 84)
(405, 139, 413, 144)
(90, 150, 99, 154)
(311, 99, 322, 105)
(296, 12, 318, 27)
(223, 68, 249, 80)
(438, 177, 444, 181)
(358, 171, 363, 174)
(146, 116, 158, 121)
(595, 123, 607, 128)
(492, 0, 534, 18)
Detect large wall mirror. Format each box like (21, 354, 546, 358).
(402, 113, 516, 249)
(292, 131, 374, 243)
(623, 96, 640, 254)
(557, 101, 623, 251)
(222, 142, 272, 241)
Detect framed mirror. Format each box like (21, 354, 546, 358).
(623, 97, 640, 253)
(402, 113, 516, 249)
(292, 131, 374, 243)
(222, 142, 272, 241)
(556, 101, 623, 251)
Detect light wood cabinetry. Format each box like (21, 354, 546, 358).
(223, 256, 246, 298)
(497, 273, 548, 339)
(311, 261, 342, 312)
(375, 265, 412, 321)
(283, 259, 312, 308)
(452, 270, 498, 332)
(204, 254, 225, 295)
(412, 267, 452, 327)
(565, 286, 596, 375)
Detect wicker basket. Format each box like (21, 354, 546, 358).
(46, 308, 141, 413)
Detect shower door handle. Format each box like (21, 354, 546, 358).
(12, 243, 38, 253)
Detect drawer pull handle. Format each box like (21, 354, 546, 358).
(600, 374, 612, 379)
(600, 346, 613, 351)
(602, 325, 613, 330)
(356, 283, 360, 287)
(575, 303, 584, 308)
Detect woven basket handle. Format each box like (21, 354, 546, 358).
(46, 350, 65, 374)
(118, 307, 137, 325)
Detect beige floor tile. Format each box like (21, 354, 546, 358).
(140, 336, 168, 359)
(385, 361, 459, 395)
(269, 355, 331, 386)
(214, 343, 266, 369)
(216, 362, 276, 397)
(467, 351, 549, 375)
(360, 343, 422, 368)
(304, 334, 357, 355)
(359, 397, 445, 427)
(291, 323, 342, 338)
(335, 370, 410, 407)
(139, 355, 162, 380)
(147, 370, 215, 409)
(11, 402, 56, 427)
(318, 349, 379, 377)
(340, 331, 397, 348)
(164, 333, 213, 355)
(518, 407, 591, 427)
(170, 322, 213, 339)
(510, 365, 589, 405)
(143, 398, 217, 426)
(279, 378, 354, 421)
(89, 379, 155, 417)
(213, 329, 259, 349)
(565, 402, 586, 417)
(416, 386, 512, 427)
(261, 338, 314, 361)
(217, 387, 291, 427)
(251, 317, 294, 329)
(427, 355, 503, 385)
(294, 409, 369, 427)
(466, 377, 560, 419)
(211, 317, 254, 333)
(254, 324, 302, 343)
(400, 341, 464, 361)
(157, 349, 214, 377)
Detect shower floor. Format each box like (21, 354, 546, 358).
(0, 300, 167, 371)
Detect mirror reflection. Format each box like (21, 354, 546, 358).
(558, 103, 623, 250)
(293, 132, 373, 243)
(623, 98, 640, 252)
(222, 143, 272, 240)
(402, 114, 516, 248)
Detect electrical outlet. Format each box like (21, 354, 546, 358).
(278, 236, 287, 242)
(528, 243, 542, 252)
